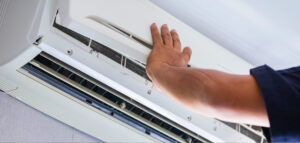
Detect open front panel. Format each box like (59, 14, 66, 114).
(56, 0, 253, 74)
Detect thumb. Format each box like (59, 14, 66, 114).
(182, 46, 192, 63)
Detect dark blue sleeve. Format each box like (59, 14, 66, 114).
(250, 65, 300, 142)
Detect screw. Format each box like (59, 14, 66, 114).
(67, 49, 73, 55)
(147, 89, 151, 95)
(187, 116, 192, 121)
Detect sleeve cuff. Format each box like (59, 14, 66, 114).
(250, 65, 300, 142)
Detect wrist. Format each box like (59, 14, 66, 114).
(146, 62, 170, 83)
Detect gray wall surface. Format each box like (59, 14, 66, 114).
(150, 0, 300, 70)
(0, 92, 101, 142)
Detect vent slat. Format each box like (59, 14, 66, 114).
(240, 126, 261, 143)
(68, 73, 74, 78)
(90, 84, 97, 91)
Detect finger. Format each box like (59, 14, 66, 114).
(171, 29, 181, 51)
(150, 23, 163, 48)
(182, 46, 192, 63)
(161, 24, 172, 47)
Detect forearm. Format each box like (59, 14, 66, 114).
(148, 63, 269, 126)
(148, 63, 211, 111)
(146, 23, 268, 126)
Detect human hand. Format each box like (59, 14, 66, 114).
(146, 23, 192, 80)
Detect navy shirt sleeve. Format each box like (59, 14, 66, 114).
(250, 65, 300, 142)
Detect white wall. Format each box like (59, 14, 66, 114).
(150, 0, 300, 70)
(0, 92, 102, 142)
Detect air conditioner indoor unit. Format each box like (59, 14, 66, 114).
(0, 0, 266, 142)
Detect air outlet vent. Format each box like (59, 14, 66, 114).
(21, 53, 208, 143)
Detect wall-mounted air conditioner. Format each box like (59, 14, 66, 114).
(0, 0, 265, 142)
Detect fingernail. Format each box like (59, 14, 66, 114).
(171, 29, 176, 33)
(162, 24, 168, 27)
(151, 23, 156, 27)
